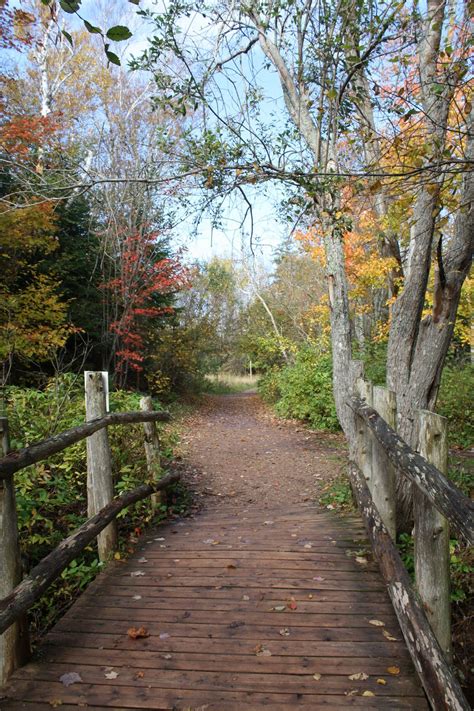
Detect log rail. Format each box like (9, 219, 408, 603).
(346, 360, 473, 711)
(0, 372, 177, 687)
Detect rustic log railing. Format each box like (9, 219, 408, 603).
(0, 372, 177, 687)
(347, 360, 473, 711)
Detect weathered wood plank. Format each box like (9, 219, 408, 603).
(349, 462, 469, 711)
(0, 472, 179, 636)
(0, 411, 170, 479)
(1, 505, 428, 710)
(347, 396, 474, 544)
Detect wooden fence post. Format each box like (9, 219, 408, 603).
(140, 396, 164, 509)
(414, 410, 451, 661)
(84, 372, 117, 561)
(371, 386, 397, 539)
(354, 377, 373, 489)
(0, 418, 28, 685)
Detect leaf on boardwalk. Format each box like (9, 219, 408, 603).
(279, 628, 290, 636)
(138, 557, 148, 563)
(387, 666, 400, 675)
(127, 626, 149, 639)
(104, 670, 119, 679)
(59, 672, 82, 686)
(287, 597, 297, 610)
(133, 671, 144, 679)
(382, 629, 398, 641)
(242, 595, 250, 601)
(313, 576, 325, 582)
(348, 672, 369, 680)
(159, 632, 170, 639)
(132, 595, 142, 600)
(369, 619, 385, 626)
(355, 557, 368, 564)
(312, 673, 322, 680)
(254, 644, 272, 656)
(272, 605, 286, 612)
(377, 678, 387, 685)
(162, 654, 173, 660)
(303, 543, 312, 549)
(227, 564, 237, 569)
(362, 690, 375, 696)
(130, 570, 145, 577)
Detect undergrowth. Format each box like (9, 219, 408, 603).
(4, 374, 188, 643)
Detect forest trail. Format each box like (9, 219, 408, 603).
(180, 392, 347, 513)
(1, 394, 428, 709)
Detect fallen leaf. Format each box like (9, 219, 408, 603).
(313, 576, 325, 582)
(273, 605, 286, 612)
(362, 690, 375, 697)
(242, 595, 250, 601)
(382, 629, 398, 641)
(369, 619, 385, 627)
(304, 543, 312, 549)
(356, 557, 368, 564)
(287, 597, 297, 610)
(155, 537, 165, 541)
(127, 626, 149, 639)
(348, 672, 369, 680)
(254, 644, 272, 657)
(49, 699, 63, 707)
(312, 672, 322, 680)
(138, 557, 148, 563)
(132, 595, 142, 600)
(227, 564, 237, 570)
(59, 672, 82, 687)
(104, 670, 118, 679)
(377, 678, 387, 685)
(130, 571, 145, 577)
(279, 628, 290, 636)
(387, 666, 400, 675)
(345, 689, 358, 696)
(114, 552, 121, 560)
(134, 671, 144, 679)
(162, 654, 172, 660)
(159, 632, 170, 639)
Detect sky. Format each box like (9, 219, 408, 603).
(3, 0, 293, 266)
(75, 0, 292, 266)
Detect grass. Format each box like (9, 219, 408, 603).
(204, 373, 259, 394)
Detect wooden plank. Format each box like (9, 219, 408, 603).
(42, 629, 416, 658)
(11, 663, 425, 696)
(2, 681, 429, 710)
(1, 502, 427, 710)
(40, 646, 418, 675)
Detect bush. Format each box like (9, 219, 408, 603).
(3, 374, 178, 641)
(437, 364, 474, 450)
(260, 347, 340, 431)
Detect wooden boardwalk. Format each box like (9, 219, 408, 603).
(1, 504, 428, 710)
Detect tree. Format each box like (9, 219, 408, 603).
(138, 0, 472, 526)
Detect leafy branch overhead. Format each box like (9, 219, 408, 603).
(40, 0, 138, 65)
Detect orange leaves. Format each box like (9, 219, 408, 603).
(127, 626, 149, 639)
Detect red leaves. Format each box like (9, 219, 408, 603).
(100, 230, 189, 375)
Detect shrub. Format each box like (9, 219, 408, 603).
(437, 364, 474, 450)
(268, 347, 340, 431)
(3, 374, 178, 641)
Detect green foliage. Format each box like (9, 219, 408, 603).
(271, 348, 340, 431)
(319, 475, 354, 511)
(4, 375, 181, 641)
(437, 364, 474, 449)
(396, 533, 473, 604)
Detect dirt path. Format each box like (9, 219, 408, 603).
(179, 392, 347, 513)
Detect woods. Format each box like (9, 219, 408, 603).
(0, 0, 473, 703)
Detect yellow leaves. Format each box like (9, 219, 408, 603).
(387, 666, 400, 675)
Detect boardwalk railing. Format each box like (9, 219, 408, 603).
(0, 372, 179, 686)
(347, 360, 473, 711)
